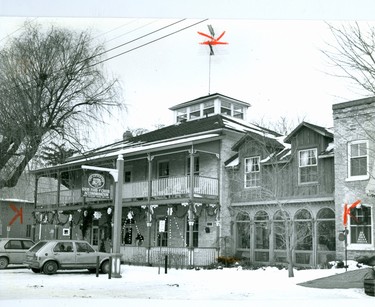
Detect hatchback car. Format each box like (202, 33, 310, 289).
(0, 238, 35, 269)
(24, 240, 111, 275)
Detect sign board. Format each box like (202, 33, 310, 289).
(81, 172, 110, 199)
(62, 228, 70, 236)
(159, 220, 166, 233)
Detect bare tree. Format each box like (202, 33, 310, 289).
(0, 21, 122, 188)
(323, 22, 375, 96)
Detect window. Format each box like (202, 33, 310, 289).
(317, 208, 336, 265)
(124, 170, 131, 183)
(236, 213, 250, 249)
(254, 211, 269, 262)
(189, 105, 201, 119)
(233, 104, 244, 119)
(176, 108, 187, 122)
(298, 148, 317, 184)
(348, 141, 368, 179)
(187, 156, 199, 176)
(220, 101, 231, 116)
(273, 211, 289, 251)
(54, 242, 73, 252)
(294, 209, 313, 251)
(349, 205, 372, 245)
(158, 161, 169, 178)
(76, 242, 95, 253)
(186, 218, 199, 247)
(5, 240, 22, 249)
(245, 156, 260, 188)
(255, 211, 269, 249)
(203, 101, 215, 116)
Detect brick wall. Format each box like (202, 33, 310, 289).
(333, 97, 375, 259)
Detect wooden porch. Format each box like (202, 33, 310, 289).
(36, 175, 219, 207)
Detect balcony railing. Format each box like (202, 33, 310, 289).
(36, 176, 218, 206)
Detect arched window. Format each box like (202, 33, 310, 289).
(294, 209, 313, 265)
(294, 209, 313, 251)
(317, 208, 335, 251)
(254, 211, 269, 262)
(273, 210, 290, 263)
(273, 210, 290, 250)
(317, 208, 336, 265)
(236, 213, 250, 249)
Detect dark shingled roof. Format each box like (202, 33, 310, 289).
(72, 114, 276, 161)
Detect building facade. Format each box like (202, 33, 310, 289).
(12, 93, 375, 268)
(332, 97, 375, 261)
(31, 93, 263, 267)
(226, 122, 336, 267)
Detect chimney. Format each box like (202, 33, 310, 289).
(122, 130, 133, 140)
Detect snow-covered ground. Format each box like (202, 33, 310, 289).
(1, 261, 373, 307)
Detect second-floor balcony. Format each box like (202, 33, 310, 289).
(36, 176, 219, 207)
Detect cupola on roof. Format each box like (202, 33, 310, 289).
(169, 93, 251, 123)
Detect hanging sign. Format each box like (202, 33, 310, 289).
(159, 220, 166, 233)
(81, 172, 110, 199)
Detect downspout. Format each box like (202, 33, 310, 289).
(33, 176, 39, 242)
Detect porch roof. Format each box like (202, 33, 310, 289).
(32, 113, 280, 173)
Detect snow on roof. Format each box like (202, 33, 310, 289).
(35, 133, 221, 171)
(0, 198, 33, 203)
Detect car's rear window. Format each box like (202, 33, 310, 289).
(29, 241, 48, 252)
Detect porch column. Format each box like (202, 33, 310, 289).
(112, 154, 124, 278)
(188, 202, 195, 266)
(189, 147, 196, 200)
(55, 171, 61, 239)
(147, 154, 154, 265)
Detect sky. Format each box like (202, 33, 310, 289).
(1, 261, 374, 306)
(1, 1, 375, 148)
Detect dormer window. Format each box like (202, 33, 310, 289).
(233, 104, 244, 119)
(221, 101, 231, 116)
(203, 101, 215, 117)
(177, 108, 187, 122)
(189, 105, 201, 119)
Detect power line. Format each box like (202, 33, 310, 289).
(93, 18, 187, 60)
(93, 19, 208, 67)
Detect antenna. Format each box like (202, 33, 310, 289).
(198, 25, 228, 94)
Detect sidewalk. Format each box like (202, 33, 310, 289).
(299, 268, 374, 289)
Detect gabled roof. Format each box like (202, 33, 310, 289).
(284, 121, 333, 144)
(168, 93, 251, 110)
(232, 130, 284, 152)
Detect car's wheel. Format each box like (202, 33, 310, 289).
(100, 260, 110, 274)
(31, 268, 41, 273)
(43, 261, 58, 275)
(0, 257, 9, 269)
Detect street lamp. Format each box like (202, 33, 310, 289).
(82, 154, 124, 278)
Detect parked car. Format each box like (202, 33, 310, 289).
(24, 240, 111, 275)
(0, 238, 35, 269)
